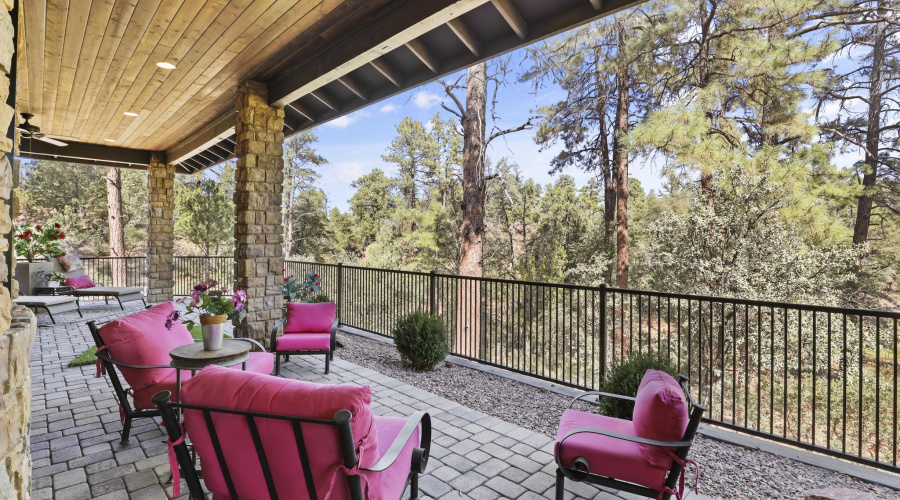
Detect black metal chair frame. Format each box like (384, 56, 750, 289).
(555, 375, 707, 500)
(74, 283, 147, 310)
(18, 299, 82, 324)
(87, 319, 266, 444)
(153, 390, 431, 500)
(271, 317, 339, 375)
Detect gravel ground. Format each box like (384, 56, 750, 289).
(336, 332, 900, 500)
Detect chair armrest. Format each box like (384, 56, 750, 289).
(557, 427, 692, 450)
(330, 318, 339, 351)
(270, 317, 287, 352)
(361, 412, 432, 473)
(95, 350, 171, 370)
(230, 337, 266, 352)
(568, 391, 636, 409)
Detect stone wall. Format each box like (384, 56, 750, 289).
(0, 307, 34, 500)
(146, 153, 175, 303)
(233, 80, 285, 340)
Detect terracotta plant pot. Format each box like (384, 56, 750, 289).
(199, 314, 227, 351)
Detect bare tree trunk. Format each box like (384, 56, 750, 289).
(853, 0, 886, 245)
(613, 38, 630, 289)
(456, 62, 487, 355)
(106, 167, 126, 286)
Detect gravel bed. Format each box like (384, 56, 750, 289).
(336, 332, 900, 500)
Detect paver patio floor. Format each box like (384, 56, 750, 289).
(28, 303, 637, 500)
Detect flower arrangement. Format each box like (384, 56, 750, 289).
(14, 223, 66, 262)
(33, 269, 67, 285)
(169, 280, 247, 329)
(282, 269, 322, 302)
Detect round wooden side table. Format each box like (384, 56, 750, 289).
(169, 339, 251, 404)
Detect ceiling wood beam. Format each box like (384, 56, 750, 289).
(370, 58, 403, 87)
(310, 89, 339, 111)
(491, 0, 528, 39)
(447, 18, 482, 57)
(287, 102, 317, 122)
(19, 139, 156, 166)
(269, 0, 488, 106)
(210, 143, 233, 158)
(406, 39, 440, 73)
(589, 0, 603, 10)
(337, 75, 369, 101)
(165, 110, 236, 166)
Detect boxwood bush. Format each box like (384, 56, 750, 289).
(596, 352, 679, 419)
(393, 312, 449, 371)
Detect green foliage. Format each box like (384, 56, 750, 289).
(174, 174, 233, 257)
(392, 312, 449, 371)
(282, 271, 323, 302)
(306, 293, 332, 303)
(178, 282, 247, 328)
(14, 222, 67, 261)
(284, 132, 330, 259)
(596, 353, 679, 420)
(67, 346, 98, 368)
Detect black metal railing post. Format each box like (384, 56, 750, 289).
(337, 262, 343, 323)
(429, 270, 436, 316)
(599, 283, 607, 381)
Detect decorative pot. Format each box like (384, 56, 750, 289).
(199, 314, 227, 351)
(47, 280, 60, 287)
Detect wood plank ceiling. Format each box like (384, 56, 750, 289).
(17, 0, 643, 173)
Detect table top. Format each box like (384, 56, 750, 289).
(169, 340, 251, 370)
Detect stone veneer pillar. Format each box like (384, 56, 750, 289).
(146, 153, 175, 303)
(233, 80, 285, 340)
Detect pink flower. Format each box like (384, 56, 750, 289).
(232, 290, 247, 311)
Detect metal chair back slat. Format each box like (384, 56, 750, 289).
(202, 409, 238, 499)
(246, 415, 280, 500)
(292, 420, 319, 500)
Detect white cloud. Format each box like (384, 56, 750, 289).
(324, 110, 372, 129)
(412, 90, 442, 109)
(327, 161, 369, 184)
(379, 103, 400, 113)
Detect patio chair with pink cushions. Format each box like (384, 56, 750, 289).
(271, 301, 339, 375)
(89, 302, 274, 444)
(554, 370, 706, 500)
(154, 365, 432, 500)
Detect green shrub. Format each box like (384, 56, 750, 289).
(306, 293, 332, 303)
(392, 312, 449, 371)
(596, 352, 679, 419)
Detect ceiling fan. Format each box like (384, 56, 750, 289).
(17, 113, 69, 147)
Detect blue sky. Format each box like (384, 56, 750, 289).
(306, 55, 667, 212)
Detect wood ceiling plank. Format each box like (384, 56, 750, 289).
(140, 0, 332, 149)
(53, 0, 90, 137)
(71, 0, 140, 142)
(60, 0, 117, 137)
(40, 0, 69, 132)
(80, 0, 179, 143)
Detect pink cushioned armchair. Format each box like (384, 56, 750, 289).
(554, 370, 706, 500)
(89, 303, 274, 444)
(271, 302, 339, 375)
(154, 366, 432, 500)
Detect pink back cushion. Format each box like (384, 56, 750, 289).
(632, 370, 689, 468)
(97, 302, 192, 392)
(285, 302, 336, 333)
(63, 275, 96, 289)
(181, 366, 379, 500)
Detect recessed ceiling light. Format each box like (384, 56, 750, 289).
(104, 138, 116, 142)
(156, 61, 176, 70)
(123, 111, 139, 117)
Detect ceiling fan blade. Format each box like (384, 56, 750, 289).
(38, 136, 68, 147)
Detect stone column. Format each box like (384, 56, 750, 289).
(146, 153, 175, 303)
(233, 80, 284, 340)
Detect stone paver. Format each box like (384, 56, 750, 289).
(29, 301, 645, 500)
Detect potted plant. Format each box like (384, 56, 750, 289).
(281, 269, 323, 303)
(175, 281, 247, 351)
(34, 270, 67, 287)
(15, 223, 67, 295)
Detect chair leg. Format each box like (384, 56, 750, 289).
(274, 351, 281, 376)
(324, 353, 330, 374)
(409, 472, 419, 499)
(555, 468, 565, 500)
(120, 416, 133, 445)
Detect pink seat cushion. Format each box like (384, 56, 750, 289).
(276, 333, 331, 352)
(180, 366, 380, 500)
(285, 302, 336, 333)
(556, 409, 669, 491)
(131, 352, 274, 409)
(63, 275, 96, 289)
(98, 303, 193, 392)
(360, 416, 419, 499)
(632, 370, 688, 468)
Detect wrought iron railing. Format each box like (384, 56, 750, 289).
(23, 255, 900, 471)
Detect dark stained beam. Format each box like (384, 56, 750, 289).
(406, 39, 440, 73)
(18, 139, 177, 169)
(447, 18, 482, 56)
(287, 102, 317, 122)
(491, 0, 528, 39)
(337, 75, 368, 101)
(310, 89, 339, 111)
(165, 110, 237, 166)
(370, 58, 403, 87)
